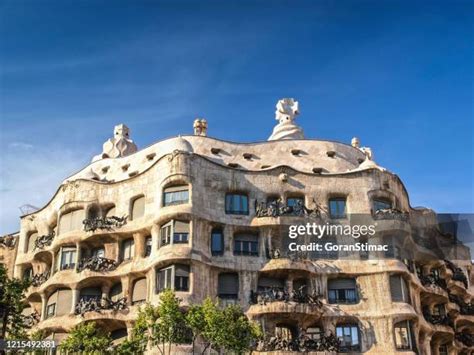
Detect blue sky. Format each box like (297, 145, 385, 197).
(0, 0, 473, 234)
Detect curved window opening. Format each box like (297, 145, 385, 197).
(225, 193, 249, 215)
(211, 228, 224, 256)
(163, 185, 189, 206)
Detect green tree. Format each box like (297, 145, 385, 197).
(115, 303, 158, 354)
(153, 289, 188, 355)
(0, 264, 31, 340)
(59, 321, 112, 354)
(185, 304, 206, 354)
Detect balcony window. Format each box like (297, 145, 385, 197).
(439, 344, 448, 355)
(211, 228, 224, 256)
(58, 209, 85, 234)
(60, 247, 76, 270)
(257, 277, 285, 292)
(433, 304, 446, 317)
(163, 185, 189, 206)
(23, 267, 33, 281)
(91, 247, 105, 258)
(156, 264, 190, 293)
(46, 288, 72, 318)
(287, 197, 304, 208)
(145, 236, 152, 257)
(306, 326, 323, 341)
(336, 324, 360, 352)
(173, 221, 189, 244)
(218, 273, 239, 299)
(109, 283, 123, 302)
(394, 320, 414, 350)
(275, 325, 295, 342)
(121, 239, 134, 261)
(46, 304, 56, 319)
(328, 278, 358, 304)
(132, 278, 147, 305)
(373, 199, 392, 212)
(80, 287, 101, 302)
(225, 193, 249, 215)
(390, 275, 410, 303)
(131, 196, 145, 220)
(160, 220, 190, 247)
(329, 198, 346, 219)
(234, 233, 258, 256)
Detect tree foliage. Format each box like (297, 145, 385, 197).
(59, 321, 112, 354)
(0, 264, 31, 340)
(123, 290, 262, 355)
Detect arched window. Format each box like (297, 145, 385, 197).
(336, 324, 360, 352)
(144, 236, 152, 257)
(132, 278, 147, 305)
(131, 196, 145, 220)
(58, 209, 85, 234)
(111, 328, 128, 346)
(306, 325, 323, 341)
(218, 273, 238, 299)
(373, 198, 392, 212)
(156, 264, 190, 293)
(46, 288, 72, 318)
(163, 185, 189, 206)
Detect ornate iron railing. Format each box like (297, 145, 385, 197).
(270, 248, 309, 261)
(0, 234, 16, 249)
(23, 310, 40, 327)
(419, 274, 447, 290)
(423, 312, 454, 328)
(373, 208, 409, 222)
(455, 332, 474, 347)
(250, 286, 323, 306)
(255, 199, 321, 218)
(444, 260, 468, 288)
(449, 293, 474, 315)
(34, 231, 55, 250)
(74, 297, 128, 316)
(254, 332, 340, 352)
(77, 256, 119, 272)
(83, 216, 127, 232)
(31, 270, 50, 287)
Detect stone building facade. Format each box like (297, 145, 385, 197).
(2, 99, 473, 354)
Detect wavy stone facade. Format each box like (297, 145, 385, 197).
(5, 110, 474, 354)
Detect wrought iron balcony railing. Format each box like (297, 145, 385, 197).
(419, 274, 447, 290)
(372, 208, 409, 222)
(74, 297, 128, 316)
(455, 332, 474, 347)
(250, 286, 323, 306)
(83, 216, 127, 233)
(77, 256, 119, 272)
(254, 332, 341, 352)
(23, 310, 40, 327)
(444, 260, 468, 288)
(255, 200, 321, 218)
(423, 312, 454, 328)
(31, 270, 50, 287)
(0, 234, 16, 249)
(448, 293, 474, 316)
(33, 231, 55, 250)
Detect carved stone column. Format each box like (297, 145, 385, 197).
(40, 293, 47, 321)
(71, 288, 80, 314)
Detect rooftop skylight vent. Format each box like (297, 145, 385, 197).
(211, 148, 221, 155)
(312, 167, 323, 174)
(326, 151, 336, 158)
(121, 163, 130, 172)
(101, 166, 110, 173)
(243, 153, 253, 160)
(146, 153, 156, 161)
(227, 163, 239, 168)
(291, 149, 302, 156)
(261, 165, 271, 169)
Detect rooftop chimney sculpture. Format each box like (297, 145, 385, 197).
(268, 98, 305, 140)
(92, 124, 138, 162)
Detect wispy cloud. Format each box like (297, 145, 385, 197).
(0, 143, 91, 234)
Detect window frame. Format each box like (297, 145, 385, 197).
(225, 193, 249, 215)
(163, 185, 189, 207)
(373, 198, 392, 212)
(60, 246, 77, 270)
(328, 278, 358, 304)
(121, 238, 134, 261)
(394, 320, 414, 351)
(336, 324, 361, 352)
(233, 233, 259, 257)
(156, 264, 190, 293)
(328, 198, 347, 219)
(211, 228, 224, 256)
